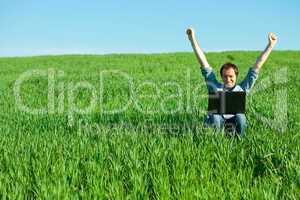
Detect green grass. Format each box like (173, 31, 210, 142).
(0, 51, 299, 199)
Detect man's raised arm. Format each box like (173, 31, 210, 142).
(186, 28, 211, 69)
(252, 33, 278, 73)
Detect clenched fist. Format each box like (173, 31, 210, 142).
(268, 32, 277, 46)
(186, 27, 195, 40)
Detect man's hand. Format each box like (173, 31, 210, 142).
(186, 27, 195, 41)
(268, 32, 277, 46)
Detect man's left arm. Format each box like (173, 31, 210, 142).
(240, 33, 277, 92)
(252, 32, 278, 73)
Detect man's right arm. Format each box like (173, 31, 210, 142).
(186, 28, 221, 93)
(186, 27, 211, 70)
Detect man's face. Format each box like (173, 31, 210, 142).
(221, 68, 237, 88)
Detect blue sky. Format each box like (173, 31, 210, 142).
(0, 0, 299, 57)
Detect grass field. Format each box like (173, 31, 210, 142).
(0, 51, 300, 199)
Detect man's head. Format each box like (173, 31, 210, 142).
(220, 62, 239, 89)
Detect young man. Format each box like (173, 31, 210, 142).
(186, 28, 277, 136)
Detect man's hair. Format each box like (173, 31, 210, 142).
(220, 62, 239, 77)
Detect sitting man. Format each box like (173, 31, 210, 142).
(186, 28, 277, 137)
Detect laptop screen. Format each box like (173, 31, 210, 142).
(208, 91, 246, 114)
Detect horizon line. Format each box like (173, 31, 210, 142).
(0, 49, 299, 58)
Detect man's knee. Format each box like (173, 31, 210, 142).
(235, 114, 246, 126)
(211, 114, 223, 128)
(235, 114, 247, 136)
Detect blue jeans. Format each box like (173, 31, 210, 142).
(205, 114, 247, 137)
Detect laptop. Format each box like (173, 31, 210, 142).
(208, 91, 246, 114)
